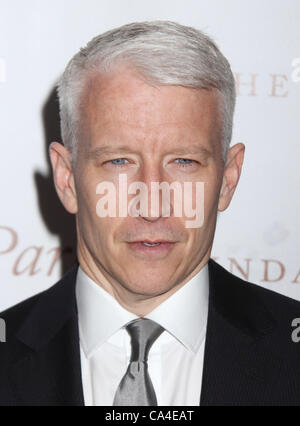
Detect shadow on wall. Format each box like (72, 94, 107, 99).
(34, 85, 77, 277)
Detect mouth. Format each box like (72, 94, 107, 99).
(127, 240, 177, 258)
(137, 239, 172, 246)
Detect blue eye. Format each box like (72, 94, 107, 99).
(175, 158, 193, 167)
(110, 158, 129, 166)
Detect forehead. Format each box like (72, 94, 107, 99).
(79, 67, 222, 153)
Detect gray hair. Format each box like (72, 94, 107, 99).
(57, 21, 236, 162)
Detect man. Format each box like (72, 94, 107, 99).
(1, 21, 300, 406)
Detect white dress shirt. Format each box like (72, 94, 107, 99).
(75, 263, 209, 406)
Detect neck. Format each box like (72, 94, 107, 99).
(77, 241, 210, 316)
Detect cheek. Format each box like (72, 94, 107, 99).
(76, 168, 104, 217)
(177, 178, 219, 228)
(75, 179, 107, 244)
(203, 173, 222, 212)
(77, 188, 98, 225)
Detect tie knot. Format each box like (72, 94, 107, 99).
(126, 319, 164, 362)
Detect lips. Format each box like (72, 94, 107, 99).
(136, 240, 173, 246)
(127, 240, 176, 258)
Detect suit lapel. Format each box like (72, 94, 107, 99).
(9, 258, 283, 406)
(10, 265, 84, 406)
(200, 259, 282, 406)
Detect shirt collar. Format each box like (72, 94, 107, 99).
(76, 263, 209, 357)
(145, 264, 209, 353)
(76, 267, 138, 357)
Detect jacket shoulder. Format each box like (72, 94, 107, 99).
(0, 265, 78, 339)
(209, 259, 300, 324)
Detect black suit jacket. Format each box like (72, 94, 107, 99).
(1, 258, 300, 406)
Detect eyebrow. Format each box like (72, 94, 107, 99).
(86, 143, 213, 159)
(165, 145, 213, 157)
(86, 145, 136, 159)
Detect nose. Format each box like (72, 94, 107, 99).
(133, 163, 172, 223)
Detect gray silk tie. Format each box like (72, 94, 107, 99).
(113, 318, 164, 406)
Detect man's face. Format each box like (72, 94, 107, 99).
(71, 66, 226, 297)
(51, 65, 244, 304)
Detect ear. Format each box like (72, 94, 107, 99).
(49, 142, 78, 214)
(218, 143, 245, 212)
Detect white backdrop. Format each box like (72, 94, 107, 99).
(0, 0, 299, 311)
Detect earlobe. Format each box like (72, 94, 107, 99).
(49, 142, 78, 214)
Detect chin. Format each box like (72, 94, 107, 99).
(125, 280, 172, 298)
